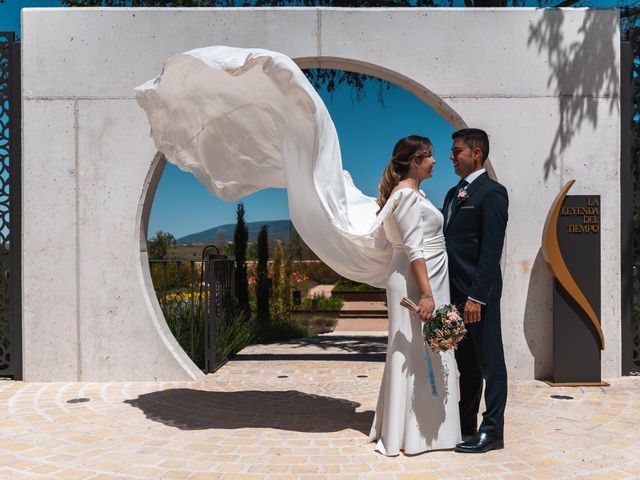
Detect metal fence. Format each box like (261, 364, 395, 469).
(149, 249, 236, 373)
(0, 32, 21, 379)
(623, 34, 640, 375)
(203, 256, 235, 372)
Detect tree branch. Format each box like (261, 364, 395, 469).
(621, 5, 640, 18)
(552, 0, 581, 7)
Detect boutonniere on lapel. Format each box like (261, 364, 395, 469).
(456, 188, 469, 206)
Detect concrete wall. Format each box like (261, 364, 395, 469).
(21, 7, 621, 380)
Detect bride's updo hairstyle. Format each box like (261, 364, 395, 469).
(376, 135, 432, 213)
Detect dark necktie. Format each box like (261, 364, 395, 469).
(456, 179, 469, 190)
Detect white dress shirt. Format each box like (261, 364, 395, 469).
(464, 168, 486, 185)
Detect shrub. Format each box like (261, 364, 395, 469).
(215, 309, 258, 363)
(333, 276, 384, 291)
(289, 311, 339, 335)
(292, 294, 344, 311)
(295, 260, 341, 284)
(150, 261, 201, 292)
(258, 320, 307, 343)
(159, 290, 206, 368)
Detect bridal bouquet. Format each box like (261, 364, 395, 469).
(400, 298, 467, 352)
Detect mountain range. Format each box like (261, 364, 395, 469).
(178, 220, 293, 244)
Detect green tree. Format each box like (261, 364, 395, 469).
(288, 226, 304, 262)
(270, 240, 286, 321)
(246, 241, 258, 261)
(147, 230, 175, 260)
(283, 240, 293, 312)
(256, 225, 270, 328)
(234, 202, 250, 314)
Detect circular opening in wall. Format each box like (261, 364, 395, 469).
(139, 60, 471, 373)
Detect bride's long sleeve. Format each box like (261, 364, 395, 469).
(391, 190, 425, 263)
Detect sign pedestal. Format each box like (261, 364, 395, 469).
(542, 184, 607, 387)
(549, 279, 607, 386)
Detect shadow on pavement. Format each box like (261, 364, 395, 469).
(248, 335, 386, 353)
(125, 388, 374, 434)
(237, 335, 388, 362)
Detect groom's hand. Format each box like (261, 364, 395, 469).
(464, 299, 482, 324)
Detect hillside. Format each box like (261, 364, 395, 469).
(177, 219, 293, 244)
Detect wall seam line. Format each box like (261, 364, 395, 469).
(21, 94, 621, 100)
(317, 8, 322, 57)
(74, 98, 82, 382)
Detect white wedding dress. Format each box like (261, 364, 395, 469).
(369, 188, 461, 456)
(136, 46, 460, 455)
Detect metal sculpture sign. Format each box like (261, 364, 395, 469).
(542, 180, 605, 385)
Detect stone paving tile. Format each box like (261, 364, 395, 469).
(0, 338, 639, 479)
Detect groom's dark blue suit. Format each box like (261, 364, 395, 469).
(443, 171, 509, 438)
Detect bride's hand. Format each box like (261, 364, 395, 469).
(416, 295, 435, 322)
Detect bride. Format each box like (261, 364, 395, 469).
(369, 135, 461, 456)
(136, 46, 460, 456)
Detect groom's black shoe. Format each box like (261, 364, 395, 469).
(461, 428, 477, 441)
(455, 433, 504, 453)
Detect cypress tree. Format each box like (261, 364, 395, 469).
(256, 225, 270, 328)
(234, 202, 250, 314)
(271, 240, 285, 321)
(283, 240, 293, 317)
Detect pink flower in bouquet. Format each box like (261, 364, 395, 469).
(445, 312, 459, 324)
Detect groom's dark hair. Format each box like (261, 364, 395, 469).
(452, 128, 490, 164)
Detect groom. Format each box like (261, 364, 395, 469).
(443, 128, 509, 454)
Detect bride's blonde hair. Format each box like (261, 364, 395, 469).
(376, 135, 432, 213)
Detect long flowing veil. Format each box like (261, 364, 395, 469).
(136, 46, 394, 288)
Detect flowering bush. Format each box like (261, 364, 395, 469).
(161, 290, 206, 303)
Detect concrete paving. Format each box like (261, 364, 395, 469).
(305, 286, 389, 334)
(333, 300, 388, 334)
(1, 335, 639, 479)
(332, 317, 388, 333)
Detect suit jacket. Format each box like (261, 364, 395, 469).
(443, 172, 509, 304)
